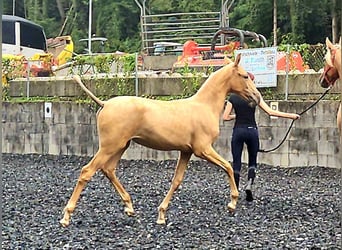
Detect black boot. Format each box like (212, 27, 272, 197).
(234, 172, 240, 190)
(245, 166, 256, 202)
(245, 178, 254, 202)
(247, 166, 256, 182)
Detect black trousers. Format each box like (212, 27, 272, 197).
(231, 126, 259, 188)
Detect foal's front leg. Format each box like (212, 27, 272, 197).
(157, 152, 192, 224)
(199, 146, 239, 212)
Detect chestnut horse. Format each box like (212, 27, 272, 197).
(319, 37, 341, 136)
(60, 54, 260, 227)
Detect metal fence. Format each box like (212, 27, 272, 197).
(277, 43, 326, 72)
(134, 0, 327, 70)
(140, 12, 223, 55)
(135, 1, 234, 55)
(302, 44, 326, 72)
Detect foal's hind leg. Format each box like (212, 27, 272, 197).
(157, 151, 192, 224)
(198, 146, 239, 212)
(60, 151, 109, 227)
(101, 153, 134, 217)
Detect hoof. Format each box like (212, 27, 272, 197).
(156, 218, 166, 225)
(227, 202, 236, 213)
(157, 207, 166, 224)
(60, 218, 69, 227)
(124, 207, 135, 217)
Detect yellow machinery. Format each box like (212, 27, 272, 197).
(47, 35, 74, 66)
(2, 35, 74, 85)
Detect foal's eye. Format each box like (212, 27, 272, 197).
(239, 73, 248, 79)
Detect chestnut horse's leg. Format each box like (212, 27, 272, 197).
(101, 153, 135, 217)
(198, 145, 239, 212)
(60, 150, 110, 227)
(157, 151, 192, 224)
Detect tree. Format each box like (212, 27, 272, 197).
(273, 0, 277, 46)
(229, 0, 338, 45)
(55, 0, 66, 20)
(229, 0, 273, 43)
(2, 0, 341, 52)
(331, 0, 342, 43)
(94, 1, 141, 53)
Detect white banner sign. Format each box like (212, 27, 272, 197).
(235, 47, 277, 88)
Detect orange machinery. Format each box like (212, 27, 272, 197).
(173, 27, 268, 70)
(173, 27, 306, 72)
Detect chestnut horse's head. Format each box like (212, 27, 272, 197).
(319, 37, 340, 88)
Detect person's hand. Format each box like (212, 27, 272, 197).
(292, 114, 300, 120)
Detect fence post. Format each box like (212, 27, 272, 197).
(135, 52, 139, 96)
(284, 44, 290, 100)
(26, 61, 30, 98)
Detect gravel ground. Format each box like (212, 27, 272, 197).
(2, 153, 341, 249)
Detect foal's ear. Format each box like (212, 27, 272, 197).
(234, 53, 241, 66)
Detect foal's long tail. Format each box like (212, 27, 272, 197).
(73, 75, 105, 107)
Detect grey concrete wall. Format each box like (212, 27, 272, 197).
(7, 73, 341, 98)
(2, 101, 340, 168)
(142, 55, 178, 70)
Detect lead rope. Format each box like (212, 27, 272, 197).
(259, 86, 332, 153)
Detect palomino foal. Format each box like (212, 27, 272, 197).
(319, 37, 341, 136)
(60, 54, 260, 227)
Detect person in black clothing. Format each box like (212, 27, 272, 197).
(222, 73, 300, 201)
